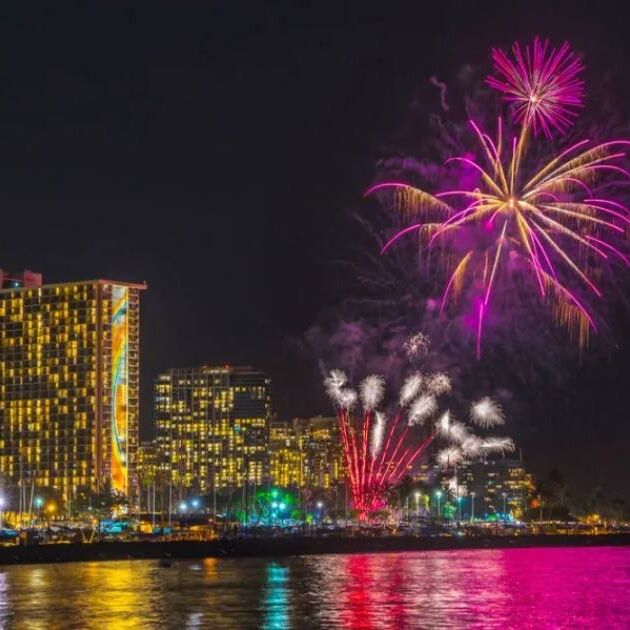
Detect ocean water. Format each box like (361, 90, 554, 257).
(0, 546, 628, 628)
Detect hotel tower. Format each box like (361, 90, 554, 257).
(155, 365, 271, 494)
(0, 270, 145, 504)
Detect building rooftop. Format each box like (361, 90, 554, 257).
(0, 273, 147, 295)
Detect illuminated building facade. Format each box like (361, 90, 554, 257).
(269, 421, 304, 488)
(458, 457, 535, 519)
(297, 416, 345, 489)
(0, 273, 145, 504)
(137, 441, 158, 485)
(269, 416, 345, 490)
(155, 366, 271, 494)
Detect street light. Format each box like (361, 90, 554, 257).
(46, 502, 56, 526)
(191, 499, 200, 510)
(414, 491, 421, 518)
(179, 501, 187, 513)
(316, 501, 324, 525)
(470, 492, 476, 523)
(34, 496, 44, 525)
(278, 502, 286, 526)
(434, 490, 442, 520)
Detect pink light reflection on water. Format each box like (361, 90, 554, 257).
(306, 547, 630, 629)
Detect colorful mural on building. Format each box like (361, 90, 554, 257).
(111, 286, 128, 494)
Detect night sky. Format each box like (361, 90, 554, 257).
(2, 2, 630, 497)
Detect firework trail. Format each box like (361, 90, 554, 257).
(325, 365, 514, 518)
(366, 38, 630, 359)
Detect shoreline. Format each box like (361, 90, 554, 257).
(0, 533, 628, 566)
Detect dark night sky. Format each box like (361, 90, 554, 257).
(1, 2, 630, 497)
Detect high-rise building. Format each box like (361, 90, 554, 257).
(296, 416, 345, 489)
(0, 272, 145, 504)
(155, 365, 271, 494)
(458, 457, 534, 519)
(269, 416, 345, 490)
(269, 421, 304, 488)
(137, 440, 158, 485)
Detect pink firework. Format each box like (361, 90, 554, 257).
(366, 119, 630, 357)
(486, 37, 584, 138)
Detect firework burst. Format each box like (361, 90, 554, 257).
(470, 396, 505, 428)
(325, 367, 515, 518)
(486, 37, 585, 138)
(367, 38, 630, 358)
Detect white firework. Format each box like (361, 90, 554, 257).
(324, 369, 347, 402)
(360, 374, 385, 410)
(446, 421, 470, 445)
(435, 413, 470, 445)
(324, 370, 358, 409)
(425, 372, 452, 396)
(481, 437, 515, 456)
(370, 411, 386, 459)
(460, 434, 484, 458)
(399, 372, 423, 407)
(408, 394, 438, 425)
(470, 397, 505, 428)
(435, 411, 452, 437)
(437, 447, 463, 469)
(403, 332, 430, 358)
(337, 388, 358, 410)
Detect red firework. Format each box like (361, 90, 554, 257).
(486, 37, 584, 138)
(326, 369, 515, 518)
(336, 406, 434, 516)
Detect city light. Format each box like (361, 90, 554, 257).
(179, 502, 187, 512)
(0, 279, 145, 503)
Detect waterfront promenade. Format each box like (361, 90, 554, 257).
(0, 532, 628, 566)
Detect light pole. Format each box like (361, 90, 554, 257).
(316, 501, 324, 526)
(435, 490, 442, 521)
(35, 496, 44, 526)
(470, 492, 476, 523)
(502, 493, 507, 520)
(457, 495, 462, 524)
(414, 492, 421, 519)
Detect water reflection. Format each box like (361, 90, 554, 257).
(263, 563, 290, 630)
(0, 547, 625, 628)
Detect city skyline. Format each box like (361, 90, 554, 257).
(1, 3, 630, 504)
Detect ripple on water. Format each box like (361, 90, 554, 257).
(0, 547, 628, 629)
